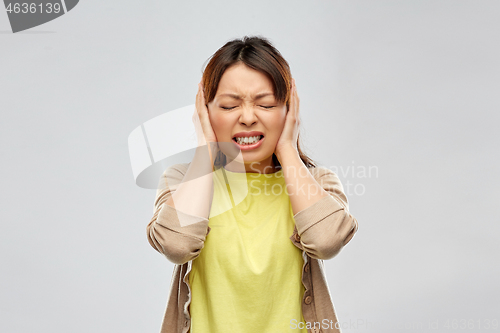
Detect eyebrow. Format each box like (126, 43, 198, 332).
(217, 92, 275, 100)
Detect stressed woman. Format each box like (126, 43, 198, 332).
(147, 36, 358, 333)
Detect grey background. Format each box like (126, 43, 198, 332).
(1, 0, 499, 332)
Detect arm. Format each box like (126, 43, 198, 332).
(146, 146, 216, 265)
(280, 148, 358, 260)
(294, 166, 358, 260)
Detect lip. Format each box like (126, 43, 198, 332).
(232, 131, 264, 139)
(232, 134, 265, 151)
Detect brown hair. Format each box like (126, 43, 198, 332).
(201, 35, 317, 169)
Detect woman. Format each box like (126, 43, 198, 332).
(147, 36, 358, 333)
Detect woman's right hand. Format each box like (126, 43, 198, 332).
(193, 81, 218, 146)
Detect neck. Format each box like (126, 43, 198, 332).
(224, 156, 278, 174)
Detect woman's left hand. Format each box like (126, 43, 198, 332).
(275, 78, 300, 161)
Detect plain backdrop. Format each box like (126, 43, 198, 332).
(1, 1, 499, 332)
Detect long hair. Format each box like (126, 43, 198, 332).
(201, 35, 317, 169)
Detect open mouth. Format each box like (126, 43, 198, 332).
(232, 135, 264, 145)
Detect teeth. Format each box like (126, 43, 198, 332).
(235, 135, 261, 145)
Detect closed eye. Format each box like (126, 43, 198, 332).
(220, 106, 276, 110)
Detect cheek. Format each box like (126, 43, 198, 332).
(210, 113, 231, 136)
(270, 111, 287, 131)
(260, 114, 286, 143)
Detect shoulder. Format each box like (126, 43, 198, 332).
(167, 162, 190, 175)
(307, 165, 349, 210)
(307, 165, 340, 181)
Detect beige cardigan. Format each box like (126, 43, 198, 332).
(147, 162, 358, 333)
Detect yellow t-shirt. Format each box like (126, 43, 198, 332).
(188, 166, 308, 333)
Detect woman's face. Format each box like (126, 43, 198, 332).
(207, 62, 287, 173)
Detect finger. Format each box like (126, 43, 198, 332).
(294, 85, 299, 118)
(196, 85, 209, 128)
(200, 85, 206, 104)
(199, 82, 205, 101)
(292, 81, 299, 118)
(289, 81, 296, 117)
(198, 83, 207, 110)
(196, 85, 202, 114)
(200, 89, 208, 118)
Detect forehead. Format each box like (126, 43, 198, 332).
(216, 63, 274, 98)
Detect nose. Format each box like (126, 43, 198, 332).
(238, 105, 258, 126)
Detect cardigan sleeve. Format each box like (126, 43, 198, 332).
(146, 163, 211, 265)
(292, 166, 358, 260)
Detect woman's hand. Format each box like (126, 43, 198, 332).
(275, 78, 300, 161)
(193, 81, 218, 146)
